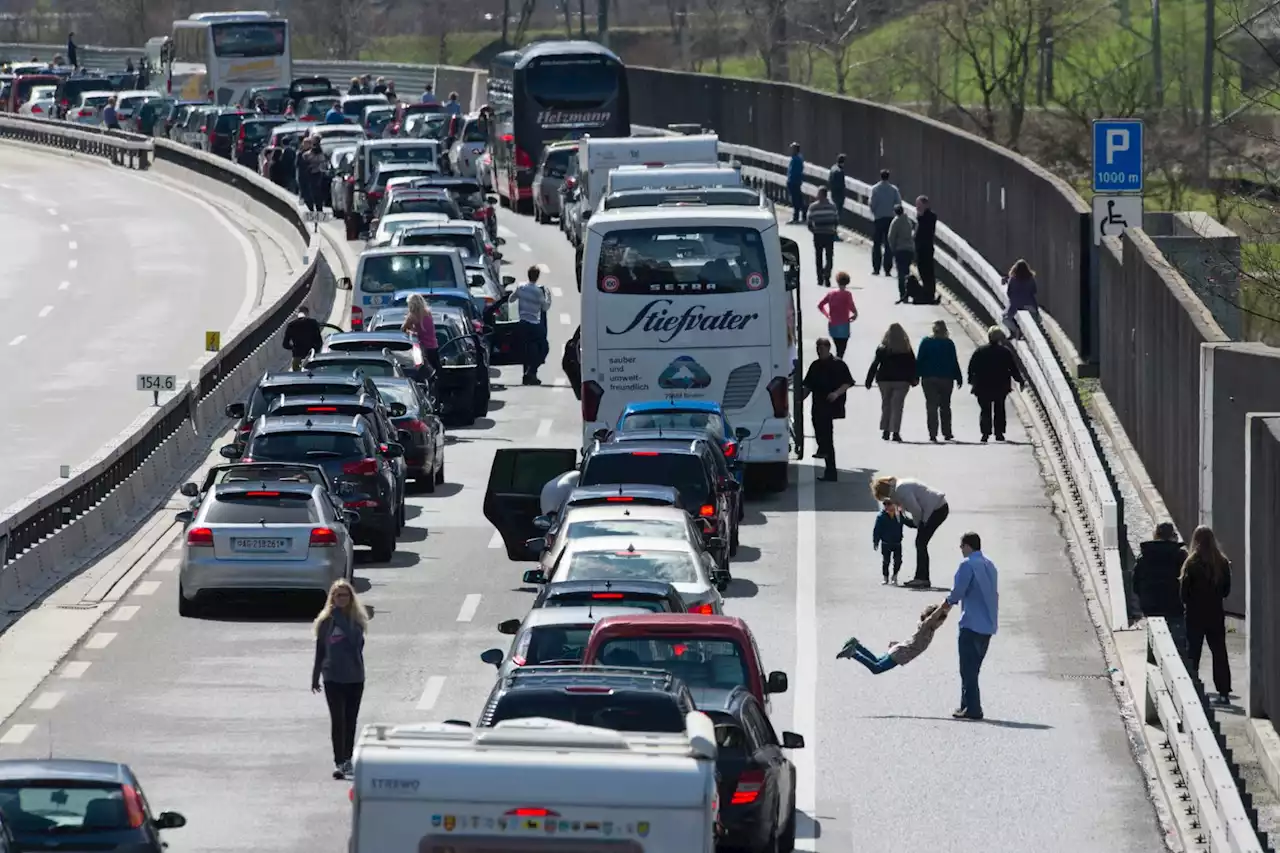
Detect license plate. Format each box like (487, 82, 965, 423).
(233, 537, 289, 552)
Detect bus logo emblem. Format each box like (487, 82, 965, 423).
(746, 273, 764, 290)
(601, 276, 620, 293)
(659, 356, 712, 390)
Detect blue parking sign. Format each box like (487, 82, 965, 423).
(1093, 119, 1144, 192)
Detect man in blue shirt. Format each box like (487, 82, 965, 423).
(786, 141, 805, 224)
(947, 531, 998, 720)
(323, 104, 345, 124)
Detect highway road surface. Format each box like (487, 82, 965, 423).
(0, 145, 252, 511)
(0, 186, 1168, 852)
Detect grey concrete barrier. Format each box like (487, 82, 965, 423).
(0, 112, 152, 169)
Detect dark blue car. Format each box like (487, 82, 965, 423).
(614, 401, 746, 483)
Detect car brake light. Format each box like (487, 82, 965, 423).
(673, 643, 687, 656)
(239, 423, 252, 433)
(187, 527, 213, 547)
(606, 496, 633, 502)
(342, 459, 378, 476)
(310, 527, 339, 546)
(300, 114, 316, 122)
(732, 769, 765, 805)
(121, 785, 146, 829)
(60, 98, 68, 106)
(766, 377, 789, 418)
(631, 451, 659, 456)
(484, 244, 494, 256)
(699, 504, 716, 517)
(564, 686, 612, 694)
(243, 491, 280, 497)
(581, 380, 603, 422)
(690, 603, 715, 615)
(399, 418, 429, 432)
(722, 441, 737, 459)
(31, 104, 42, 113)
(591, 592, 624, 599)
(344, 498, 380, 508)
(515, 146, 533, 169)
(505, 807, 560, 817)
(307, 406, 338, 412)
(351, 305, 364, 330)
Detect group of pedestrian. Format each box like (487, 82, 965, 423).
(295, 136, 328, 212)
(348, 75, 398, 100)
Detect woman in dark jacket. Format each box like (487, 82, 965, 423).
(1180, 525, 1232, 704)
(966, 325, 1023, 442)
(312, 579, 368, 778)
(1132, 522, 1187, 649)
(864, 322, 917, 442)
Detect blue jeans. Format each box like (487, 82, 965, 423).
(851, 643, 898, 674)
(958, 628, 992, 716)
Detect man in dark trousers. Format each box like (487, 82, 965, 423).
(801, 337, 854, 482)
(947, 531, 998, 721)
(914, 195, 939, 303)
(283, 305, 324, 370)
(828, 154, 847, 239)
(868, 169, 901, 276)
(807, 187, 840, 287)
(66, 32, 78, 69)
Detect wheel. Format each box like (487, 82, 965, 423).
(422, 469, 437, 493)
(398, 494, 407, 529)
(344, 214, 360, 241)
(730, 521, 740, 557)
(178, 584, 199, 618)
(370, 528, 395, 563)
(717, 546, 731, 577)
(760, 462, 789, 493)
(778, 792, 797, 853)
(435, 460, 445, 485)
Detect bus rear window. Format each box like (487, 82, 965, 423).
(596, 227, 768, 295)
(526, 57, 623, 108)
(212, 21, 287, 57)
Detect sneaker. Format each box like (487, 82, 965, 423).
(1218, 693, 1232, 705)
(332, 764, 344, 780)
(902, 578, 929, 589)
(881, 575, 890, 585)
(341, 760, 353, 775)
(995, 435, 1006, 442)
(929, 436, 938, 443)
(943, 434, 954, 441)
(980, 435, 990, 443)
(892, 572, 899, 585)
(881, 430, 890, 440)
(952, 708, 983, 720)
(892, 433, 903, 442)
(836, 637, 860, 659)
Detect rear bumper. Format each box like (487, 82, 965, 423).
(181, 554, 346, 597)
(718, 804, 771, 850)
(353, 512, 396, 545)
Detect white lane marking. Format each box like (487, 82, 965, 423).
(518, 242, 532, 253)
(558, 313, 571, 326)
(497, 224, 516, 238)
(551, 287, 563, 298)
(488, 531, 503, 549)
(456, 594, 482, 623)
(85, 632, 116, 650)
(152, 556, 178, 572)
(536, 418, 553, 438)
(60, 661, 91, 679)
(111, 605, 141, 622)
(8, 336, 25, 347)
(38, 305, 53, 318)
(537, 263, 551, 275)
(46, 207, 57, 216)
(0, 725, 35, 745)
(31, 692, 63, 711)
(58, 281, 70, 291)
(59, 223, 70, 233)
(416, 675, 447, 711)
(67, 241, 77, 251)
(133, 581, 161, 596)
(67, 259, 77, 270)
(794, 462, 817, 848)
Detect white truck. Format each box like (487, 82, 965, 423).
(604, 164, 742, 196)
(350, 715, 720, 853)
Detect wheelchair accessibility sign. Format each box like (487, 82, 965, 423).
(1091, 195, 1143, 245)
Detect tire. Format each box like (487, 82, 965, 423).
(730, 522, 740, 557)
(778, 790, 797, 853)
(717, 546, 731, 577)
(760, 462, 789, 493)
(370, 528, 395, 563)
(344, 214, 359, 241)
(435, 460, 445, 485)
(422, 470, 437, 493)
(398, 494, 407, 529)
(178, 585, 199, 618)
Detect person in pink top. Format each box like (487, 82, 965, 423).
(817, 271, 858, 358)
(401, 293, 439, 379)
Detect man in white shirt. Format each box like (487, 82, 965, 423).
(514, 265, 552, 385)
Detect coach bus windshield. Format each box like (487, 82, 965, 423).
(525, 56, 624, 108)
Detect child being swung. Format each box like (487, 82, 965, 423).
(873, 500, 916, 585)
(837, 602, 952, 674)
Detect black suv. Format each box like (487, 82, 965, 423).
(223, 414, 401, 561)
(225, 371, 387, 453)
(235, 116, 287, 168)
(474, 666, 697, 731)
(53, 75, 112, 118)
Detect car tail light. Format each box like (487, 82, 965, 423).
(591, 592, 624, 599)
(505, 807, 560, 817)
(236, 124, 246, 151)
(690, 603, 715, 615)
(346, 175, 355, 185)
(238, 423, 252, 434)
(722, 441, 737, 459)
(766, 377, 789, 418)
(306, 406, 338, 413)
(244, 491, 280, 497)
(631, 451, 659, 456)
(121, 785, 146, 829)
(60, 98, 69, 106)
(699, 504, 716, 517)
(399, 418, 429, 432)
(300, 114, 316, 122)
(484, 244, 494, 256)
(515, 146, 533, 170)
(187, 527, 213, 547)
(351, 305, 364, 330)
(700, 518, 716, 535)
(310, 527, 339, 546)
(581, 380, 603, 422)
(342, 459, 378, 476)
(31, 104, 42, 114)
(78, 108, 93, 118)
(564, 686, 612, 694)
(731, 769, 765, 805)
(606, 496, 633, 502)
(344, 498, 380, 508)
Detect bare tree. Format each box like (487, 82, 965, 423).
(297, 0, 371, 58)
(794, 0, 861, 94)
(513, 0, 538, 45)
(665, 0, 691, 69)
(740, 0, 790, 81)
(699, 0, 731, 74)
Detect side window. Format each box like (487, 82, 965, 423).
(361, 431, 379, 458)
(744, 700, 779, 746)
(748, 627, 768, 684)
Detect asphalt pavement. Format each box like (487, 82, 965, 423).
(0, 198, 1167, 852)
(0, 145, 252, 510)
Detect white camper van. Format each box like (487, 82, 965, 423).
(350, 714, 720, 853)
(604, 164, 742, 196)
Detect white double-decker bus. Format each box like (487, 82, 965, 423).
(579, 200, 800, 492)
(152, 12, 291, 104)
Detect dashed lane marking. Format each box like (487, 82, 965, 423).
(111, 605, 140, 622)
(31, 692, 63, 711)
(58, 281, 69, 291)
(0, 725, 35, 745)
(67, 259, 77, 270)
(133, 581, 161, 596)
(59, 223, 69, 233)
(537, 263, 551, 275)
(536, 418, 552, 438)
(551, 287, 563, 298)
(60, 662, 91, 679)
(8, 336, 24, 347)
(456, 594, 481, 623)
(67, 241, 77, 251)
(46, 208, 57, 216)
(488, 531, 503, 549)
(152, 557, 178, 572)
(85, 633, 116, 650)
(518, 242, 532, 253)
(559, 313, 571, 326)
(416, 676, 446, 711)
(38, 305, 52, 318)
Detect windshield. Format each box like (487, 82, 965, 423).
(211, 21, 287, 57)
(82, 95, 110, 107)
(214, 113, 247, 132)
(372, 168, 437, 190)
(373, 382, 418, 408)
(387, 197, 459, 218)
(397, 232, 477, 256)
(597, 226, 768, 295)
(248, 431, 362, 461)
(462, 119, 486, 142)
(525, 56, 623, 108)
(118, 95, 150, 110)
(343, 96, 386, 116)
(370, 146, 437, 169)
(564, 518, 687, 541)
(250, 86, 288, 109)
(409, 113, 451, 139)
(596, 637, 747, 690)
(309, 360, 397, 378)
(0, 781, 133, 834)
(580, 453, 710, 507)
(242, 120, 280, 139)
(214, 465, 321, 486)
(490, 690, 685, 732)
(302, 97, 337, 117)
(358, 254, 460, 293)
(561, 549, 698, 583)
(621, 410, 726, 439)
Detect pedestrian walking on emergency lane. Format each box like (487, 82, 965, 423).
(801, 338, 854, 482)
(869, 170, 902, 276)
(312, 579, 368, 779)
(947, 532, 998, 720)
(872, 475, 950, 589)
(828, 154, 847, 240)
(916, 320, 963, 442)
(915, 196, 938, 303)
(283, 305, 324, 371)
(817, 272, 857, 359)
(872, 499, 915, 584)
(1133, 522, 1188, 652)
(966, 326, 1024, 442)
(887, 205, 916, 302)
(515, 265, 552, 385)
(864, 323, 917, 442)
(837, 601, 950, 672)
(1003, 259, 1040, 339)
(807, 187, 840, 287)
(786, 142, 806, 223)
(1180, 526, 1233, 704)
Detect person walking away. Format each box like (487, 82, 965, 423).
(801, 337, 854, 481)
(872, 475, 950, 588)
(278, 138, 298, 193)
(1133, 522, 1188, 652)
(828, 154, 847, 240)
(126, 57, 135, 74)
(401, 293, 440, 379)
(283, 305, 324, 370)
(869, 169, 901, 277)
(373, 76, 388, 95)
(947, 532, 998, 719)
(916, 320, 963, 442)
(817, 272, 857, 358)
(515, 265, 551, 385)
(1180, 526, 1232, 704)
(102, 96, 121, 130)
(1003, 259, 1040, 339)
(446, 92, 463, 116)
(914, 196, 938, 302)
(872, 499, 916, 584)
(66, 32, 77, 69)
(864, 322, 917, 442)
(348, 76, 363, 95)
(296, 138, 324, 212)
(786, 142, 806, 223)
(887, 205, 916, 302)
(324, 103, 345, 125)
(807, 188, 840, 286)
(311, 579, 368, 778)
(837, 601, 951, 672)
(966, 325, 1023, 442)
(422, 84, 439, 106)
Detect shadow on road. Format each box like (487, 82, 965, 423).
(865, 714, 1053, 730)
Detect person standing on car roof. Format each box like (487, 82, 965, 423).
(347, 76, 363, 95)
(402, 293, 440, 378)
(66, 31, 77, 69)
(312, 579, 368, 779)
(283, 305, 324, 371)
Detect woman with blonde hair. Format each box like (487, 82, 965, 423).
(401, 292, 439, 379)
(312, 579, 368, 778)
(1180, 526, 1232, 704)
(916, 319, 963, 442)
(871, 475, 950, 588)
(863, 322, 917, 442)
(966, 325, 1023, 442)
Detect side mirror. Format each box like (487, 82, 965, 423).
(381, 442, 404, 458)
(501, 275, 516, 286)
(497, 618, 521, 635)
(722, 478, 741, 492)
(338, 276, 352, 290)
(471, 274, 485, 287)
(524, 536, 547, 555)
(522, 568, 547, 585)
(396, 429, 413, 446)
(782, 731, 805, 749)
(734, 427, 750, 441)
(225, 402, 246, 418)
(480, 648, 504, 667)
(706, 536, 725, 551)
(179, 482, 200, 497)
(154, 811, 187, 830)
(493, 251, 503, 260)
(766, 671, 789, 694)
(342, 509, 361, 526)
(388, 402, 407, 417)
(174, 510, 194, 525)
(532, 515, 552, 532)
(218, 445, 240, 459)
(443, 718, 472, 727)
(486, 195, 498, 205)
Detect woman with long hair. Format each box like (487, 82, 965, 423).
(402, 293, 440, 380)
(966, 325, 1024, 442)
(1003, 259, 1039, 339)
(1180, 526, 1232, 704)
(312, 579, 369, 778)
(916, 320, 963, 442)
(864, 323, 917, 442)
(871, 475, 950, 588)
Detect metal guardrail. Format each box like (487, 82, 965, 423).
(0, 111, 152, 168)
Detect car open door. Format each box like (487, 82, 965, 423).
(484, 448, 578, 561)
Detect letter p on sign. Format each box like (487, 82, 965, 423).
(1105, 129, 1129, 164)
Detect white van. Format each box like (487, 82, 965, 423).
(605, 164, 742, 196)
(350, 715, 719, 853)
(346, 246, 469, 331)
